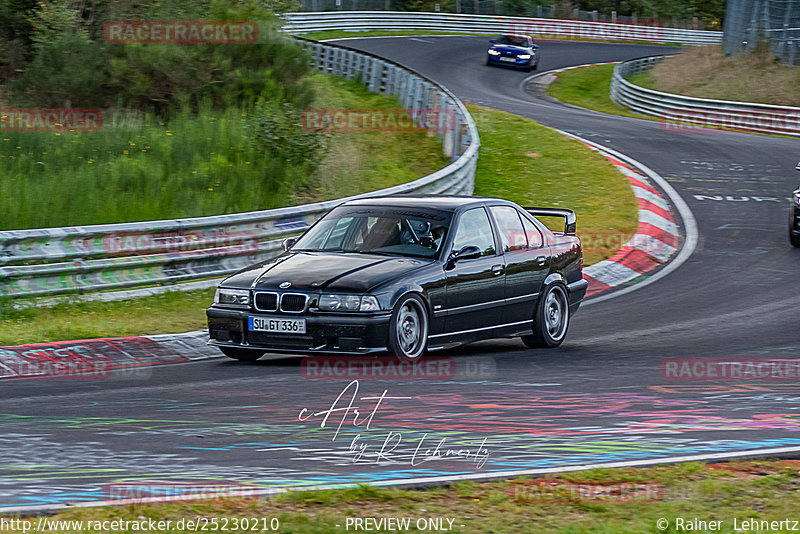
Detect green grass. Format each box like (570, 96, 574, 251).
(297, 74, 449, 203)
(0, 289, 215, 345)
(8, 460, 800, 533)
(0, 72, 447, 230)
(546, 64, 650, 119)
(469, 104, 638, 266)
(642, 46, 800, 107)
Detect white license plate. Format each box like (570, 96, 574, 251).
(248, 316, 306, 334)
(499, 57, 517, 62)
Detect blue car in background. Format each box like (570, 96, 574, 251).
(486, 34, 540, 72)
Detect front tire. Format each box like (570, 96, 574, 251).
(521, 283, 570, 348)
(220, 347, 265, 361)
(388, 294, 429, 362)
(791, 228, 800, 248)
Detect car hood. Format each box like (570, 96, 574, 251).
(491, 44, 531, 54)
(252, 252, 430, 293)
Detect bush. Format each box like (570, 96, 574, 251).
(13, 31, 107, 107)
(4, 0, 312, 112)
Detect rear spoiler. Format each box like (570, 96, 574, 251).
(524, 207, 576, 234)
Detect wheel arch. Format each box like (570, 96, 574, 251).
(543, 272, 567, 287)
(385, 284, 432, 318)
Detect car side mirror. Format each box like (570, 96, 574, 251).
(532, 44, 539, 49)
(451, 245, 481, 262)
(795, 161, 800, 171)
(282, 238, 297, 251)
(489, 39, 497, 43)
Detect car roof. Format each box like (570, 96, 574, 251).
(341, 195, 514, 212)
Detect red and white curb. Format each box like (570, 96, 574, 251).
(554, 133, 697, 303)
(529, 64, 698, 301)
(0, 331, 216, 380)
(579, 143, 681, 296)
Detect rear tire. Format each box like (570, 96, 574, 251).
(521, 283, 570, 348)
(220, 347, 265, 361)
(388, 294, 429, 362)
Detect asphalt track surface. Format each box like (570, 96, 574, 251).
(1, 38, 799, 512)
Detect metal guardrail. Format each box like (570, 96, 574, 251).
(282, 11, 722, 45)
(610, 55, 800, 137)
(0, 38, 479, 299)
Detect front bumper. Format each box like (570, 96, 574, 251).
(487, 55, 532, 68)
(207, 306, 392, 354)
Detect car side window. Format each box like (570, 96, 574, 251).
(490, 206, 527, 253)
(520, 213, 543, 249)
(452, 208, 496, 257)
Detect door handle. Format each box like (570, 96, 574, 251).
(536, 256, 547, 266)
(491, 264, 504, 275)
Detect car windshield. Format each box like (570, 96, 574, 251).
(292, 205, 452, 259)
(496, 35, 532, 47)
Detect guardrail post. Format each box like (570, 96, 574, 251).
(368, 61, 383, 93)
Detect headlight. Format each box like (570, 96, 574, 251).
(487, 49, 501, 55)
(318, 294, 381, 312)
(517, 54, 531, 60)
(214, 287, 250, 307)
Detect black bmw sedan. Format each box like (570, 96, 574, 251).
(207, 196, 588, 362)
